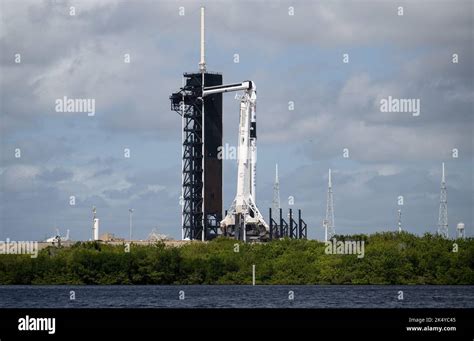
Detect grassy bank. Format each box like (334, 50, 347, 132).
(0, 232, 472, 285)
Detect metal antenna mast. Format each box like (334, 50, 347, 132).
(272, 164, 281, 215)
(200, 6, 206, 242)
(437, 162, 448, 238)
(129, 208, 134, 242)
(397, 208, 402, 233)
(324, 168, 335, 241)
(199, 7, 206, 73)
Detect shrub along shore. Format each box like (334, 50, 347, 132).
(0, 232, 472, 285)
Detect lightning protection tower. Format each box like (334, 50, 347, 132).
(324, 168, 335, 241)
(437, 162, 448, 238)
(272, 164, 281, 216)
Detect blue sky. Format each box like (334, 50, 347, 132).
(0, 0, 472, 241)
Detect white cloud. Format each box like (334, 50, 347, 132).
(1, 165, 40, 192)
(0, 0, 472, 239)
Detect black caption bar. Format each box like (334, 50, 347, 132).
(0, 308, 472, 338)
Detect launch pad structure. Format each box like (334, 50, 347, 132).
(170, 7, 223, 241)
(170, 7, 307, 242)
(170, 71, 223, 241)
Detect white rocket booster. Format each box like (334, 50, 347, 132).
(250, 98, 257, 203)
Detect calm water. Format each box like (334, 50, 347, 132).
(0, 285, 472, 308)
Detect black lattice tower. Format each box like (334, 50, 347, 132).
(170, 72, 223, 240)
(169, 8, 223, 241)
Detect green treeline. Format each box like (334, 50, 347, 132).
(0, 232, 473, 285)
